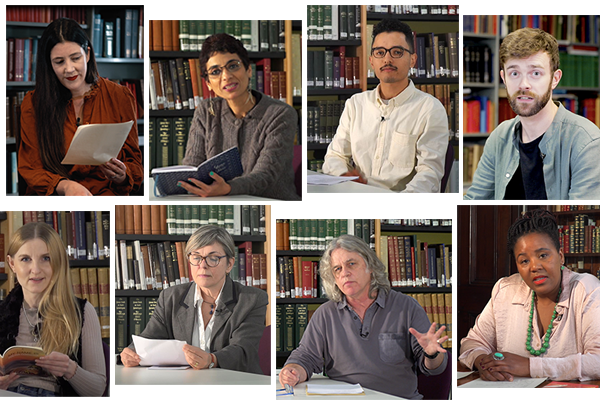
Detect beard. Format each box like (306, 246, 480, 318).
(508, 80, 553, 117)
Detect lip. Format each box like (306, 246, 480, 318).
(66, 75, 78, 81)
(533, 276, 548, 285)
(380, 66, 397, 72)
(29, 277, 45, 284)
(222, 82, 238, 92)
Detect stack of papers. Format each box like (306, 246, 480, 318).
(306, 383, 365, 395)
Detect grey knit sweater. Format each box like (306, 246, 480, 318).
(182, 91, 300, 200)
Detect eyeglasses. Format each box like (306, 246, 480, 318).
(371, 46, 413, 59)
(188, 253, 227, 267)
(206, 60, 243, 79)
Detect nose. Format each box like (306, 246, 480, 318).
(30, 259, 42, 274)
(518, 75, 531, 91)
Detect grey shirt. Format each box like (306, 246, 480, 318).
(182, 91, 300, 200)
(286, 290, 447, 399)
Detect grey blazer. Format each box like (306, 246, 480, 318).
(129, 277, 268, 374)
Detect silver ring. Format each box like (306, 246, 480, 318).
(492, 352, 504, 361)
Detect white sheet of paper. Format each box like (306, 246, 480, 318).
(61, 120, 133, 165)
(459, 376, 547, 388)
(132, 335, 188, 367)
(147, 366, 190, 370)
(307, 174, 359, 185)
(306, 383, 364, 395)
(457, 371, 475, 380)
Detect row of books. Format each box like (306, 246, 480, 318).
(381, 219, 453, 227)
(463, 144, 484, 184)
(308, 159, 324, 173)
(114, 204, 267, 237)
(307, 49, 360, 90)
(551, 206, 600, 212)
(6, 5, 86, 24)
(150, 20, 286, 53)
(557, 51, 599, 88)
(406, 292, 452, 348)
(277, 257, 321, 299)
(6, 91, 25, 138)
(498, 15, 599, 43)
(149, 116, 189, 168)
(6, 38, 38, 82)
(6, 151, 17, 195)
(307, 5, 361, 41)
(92, 8, 143, 59)
(366, 5, 458, 15)
(463, 44, 493, 84)
(115, 239, 268, 291)
(306, 100, 345, 144)
(70, 268, 110, 338)
(463, 96, 495, 134)
(380, 236, 452, 288)
(8, 211, 110, 261)
(464, 15, 497, 35)
(415, 84, 459, 138)
(276, 219, 375, 251)
(115, 296, 157, 353)
(559, 214, 600, 254)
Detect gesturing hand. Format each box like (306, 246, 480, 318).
(35, 351, 77, 379)
(342, 169, 367, 184)
(178, 171, 231, 197)
(408, 322, 448, 357)
(476, 352, 530, 381)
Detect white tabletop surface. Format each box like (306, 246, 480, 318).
(276, 372, 403, 399)
(148, 178, 279, 201)
(0, 389, 28, 397)
(306, 170, 393, 194)
(115, 364, 271, 385)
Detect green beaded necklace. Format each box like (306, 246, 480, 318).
(526, 286, 562, 356)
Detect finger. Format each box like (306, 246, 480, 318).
(209, 171, 224, 183)
(178, 180, 205, 196)
(429, 322, 438, 334)
(408, 327, 421, 339)
(435, 325, 447, 336)
(187, 178, 211, 190)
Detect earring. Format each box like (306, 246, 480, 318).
(208, 94, 215, 117)
(561, 265, 565, 270)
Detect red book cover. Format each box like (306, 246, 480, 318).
(256, 58, 272, 96)
(259, 254, 267, 290)
(333, 46, 346, 89)
(344, 58, 353, 89)
(251, 254, 261, 288)
(387, 236, 396, 286)
(238, 242, 253, 287)
(423, 242, 429, 287)
(312, 261, 318, 298)
(302, 261, 312, 298)
(411, 246, 416, 285)
(352, 57, 360, 88)
(271, 70, 279, 100)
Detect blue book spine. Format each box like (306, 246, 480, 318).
(115, 17, 121, 58)
(11, 152, 17, 194)
(31, 38, 38, 82)
(93, 14, 102, 57)
(76, 211, 87, 260)
(131, 9, 139, 58)
(23, 39, 30, 81)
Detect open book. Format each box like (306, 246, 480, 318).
(0, 345, 48, 376)
(151, 147, 243, 197)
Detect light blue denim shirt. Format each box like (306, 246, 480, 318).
(465, 103, 600, 200)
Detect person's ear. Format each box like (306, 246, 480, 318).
(500, 69, 506, 85)
(551, 69, 562, 90)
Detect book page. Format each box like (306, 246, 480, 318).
(0, 345, 46, 376)
(61, 120, 134, 165)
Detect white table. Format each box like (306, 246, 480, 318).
(115, 364, 271, 385)
(148, 178, 279, 201)
(276, 373, 404, 399)
(0, 389, 28, 397)
(307, 170, 393, 194)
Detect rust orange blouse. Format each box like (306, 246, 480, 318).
(19, 77, 143, 196)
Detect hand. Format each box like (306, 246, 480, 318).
(99, 158, 127, 184)
(477, 352, 530, 380)
(35, 351, 77, 379)
(0, 372, 19, 390)
(409, 322, 449, 357)
(182, 344, 212, 370)
(120, 347, 141, 368)
(178, 171, 231, 197)
(342, 169, 367, 184)
(279, 363, 307, 388)
(56, 180, 93, 196)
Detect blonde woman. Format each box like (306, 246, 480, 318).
(0, 222, 105, 396)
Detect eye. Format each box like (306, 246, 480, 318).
(208, 68, 222, 76)
(539, 253, 548, 259)
(43, 256, 51, 262)
(510, 71, 518, 77)
(20, 256, 31, 262)
(391, 48, 403, 57)
(226, 62, 241, 72)
(207, 256, 220, 264)
(373, 49, 385, 57)
(532, 71, 541, 77)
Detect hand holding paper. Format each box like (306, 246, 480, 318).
(131, 335, 188, 367)
(61, 120, 133, 165)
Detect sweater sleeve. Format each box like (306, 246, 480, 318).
(227, 104, 298, 197)
(181, 104, 208, 167)
(322, 97, 355, 176)
(68, 302, 106, 396)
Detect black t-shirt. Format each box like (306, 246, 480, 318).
(504, 123, 547, 200)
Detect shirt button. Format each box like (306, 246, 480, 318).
(353, 317, 357, 320)
(505, 173, 510, 178)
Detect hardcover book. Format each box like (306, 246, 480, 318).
(151, 147, 243, 197)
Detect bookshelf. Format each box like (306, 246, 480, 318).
(307, 5, 459, 191)
(463, 15, 600, 194)
(0, 211, 110, 342)
(5, 5, 145, 196)
(275, 218, 452, 368)
(148, 20, 301, 170)
(114, 205, 272, 357)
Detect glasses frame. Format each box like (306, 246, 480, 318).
(206, 59, 243, 79)
(187, 253, 228, 267)
(371, 45, 414, 59)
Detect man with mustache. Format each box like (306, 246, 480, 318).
(465, 28, 600, 199)
(322, 18, 449, 192)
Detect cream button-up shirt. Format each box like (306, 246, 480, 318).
(322, 81, 449, 192)
(192, 281, 225, 352)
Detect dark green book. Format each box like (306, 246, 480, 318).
(163, 241, 176, 286)
(269, 20, 278, 52)
(259, 205, 266, 235)
(175, 205, 185, 235)
(172, 117, 188, 166)
(170, 243, 181, 285)
(339, 6, 348, 40)
(318, 219, 326, 251)
(310, 219, 318, 251)
(295, 304, 308, 347)
(276, 305, 282, 352)
(218, 205, 225, 228)
(214, 20, 225, 34)
(156, 118, 172, 167)
(179, 20, 190, 51)
(183, 205, 193, 235)
(241, 20, 251, 50)
(250, 205, 259, 235)
(128, 297, 145, 340)
(297, 219, 305, 251)
(362, 219, 369, 245)
(200, 205, 209, 226)
(209, 205, 218, 226)
(225, 205, 234, 234)
(314, 51, 324, 89)
(284, 304, 295, 352)
(289, 219, 298, 251)
(354, 219, 362, 240)
(316, 5, 324, 40)
(241, 205, 251, 235)
(259, 20, 269, 51)
(115, 297, 127, 354)
(149, 117, 156, 170)
(146, 297, 158, 324)
(324, 50, 333, 89)
(166, 205, 177, 235)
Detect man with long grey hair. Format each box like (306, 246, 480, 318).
(279, 235, 448, 399)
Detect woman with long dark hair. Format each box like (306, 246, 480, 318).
(18, 18, 143, 196)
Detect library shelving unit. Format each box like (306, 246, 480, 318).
(114, 205, 272, 358)
(148, 20, 301, 170)
(463, 15, 600, 194)
(275, 218, 452, 368)
(307, 5, 459, 191)
(5, 5, 144, 196)
(0, 211, 110, 343)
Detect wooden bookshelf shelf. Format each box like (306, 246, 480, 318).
(149, 109, 195, 118)
(96, 57, 144, 64)
(276, 250, 323, 257)
(115, 234, 266, 242)
(70, 260, 110, 268)
(307, 143, 330, 151)
(0, 274, 8, 281)
(277, 298, 328, 305)
(392, 286, 451, 293)
(564, 253, 600, 257)
(366, 12, 459, 22)
(307, 88, 362, 96)
(115, 289, 162, 297)
(7, 21, 88, 29)
(380, 224, 451, 233)
(307, 39, 362, 47)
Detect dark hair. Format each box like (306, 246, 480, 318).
(199, 33, 250, 78)
(507, 209, 560, 262)
(372, 18, 414, 53)
(33, 18, 99, 178)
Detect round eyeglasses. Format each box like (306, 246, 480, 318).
(371, 46, 413, 59)
(206, 60, 243, 79)
(188, 254, 227, 267)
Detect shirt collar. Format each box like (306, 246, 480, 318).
(512, 267, 572, 310)
(337, 289, 387, 310)
(374, 79, 416, 108)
